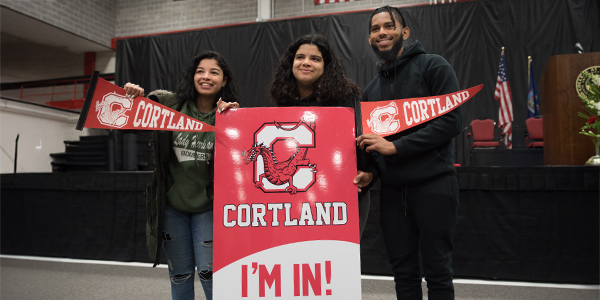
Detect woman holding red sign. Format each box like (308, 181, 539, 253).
(124, 51, 240, 300)
(268, 34, 375, 237)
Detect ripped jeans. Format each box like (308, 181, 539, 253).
(163, 206, 213, 300)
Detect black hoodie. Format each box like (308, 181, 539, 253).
(363, 41, 462, 187)
(290, 91, 377, 194)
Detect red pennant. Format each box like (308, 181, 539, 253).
(77, 74, 217, 132)
(361, 84, 483, 137)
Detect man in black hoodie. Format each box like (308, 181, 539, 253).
(357, 5, 462, 300)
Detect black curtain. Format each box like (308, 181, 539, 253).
(116, 0, 600, 165)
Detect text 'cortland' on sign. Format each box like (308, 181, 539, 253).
(223, 202, 348, 228)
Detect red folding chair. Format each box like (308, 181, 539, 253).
(525, 117, 544, 148)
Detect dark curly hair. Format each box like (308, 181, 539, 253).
(175, 51, 241, 106)
(269, 34, 360, 106)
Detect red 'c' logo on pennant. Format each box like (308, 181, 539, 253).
(95, 92, 133, 128)
(366, 102, 401, 135)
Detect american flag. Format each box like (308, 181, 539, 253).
(494, 52, 513, 149)
(314, 0, 361, 4)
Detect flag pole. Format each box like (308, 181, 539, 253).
(528, 56, 532, 87)
(14, 133, 19, 173)
(500, 47, 505, 146)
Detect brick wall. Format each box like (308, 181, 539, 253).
(1, 0, 116, 48)
(115, 0, 432, 38)
(115, 0, 258, 37)
(2, 0, 434, 43)
(0, 0, 435, 83)
(273, 0, 429, 20)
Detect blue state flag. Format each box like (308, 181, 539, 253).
(528, 61, 541, 118)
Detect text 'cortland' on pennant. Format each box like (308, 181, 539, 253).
(76, 71, 216, 132)
(361, 84, 483, 137)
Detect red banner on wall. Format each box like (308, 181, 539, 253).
(214, 107, 361, 299)
(361, 84, 483, 137)
(76, 71, 216, 132)
(314, 0, 362, 4)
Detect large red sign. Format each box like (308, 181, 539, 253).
(214, 107, 361, 299)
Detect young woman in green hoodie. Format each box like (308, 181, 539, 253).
(124, 51, 240, 300)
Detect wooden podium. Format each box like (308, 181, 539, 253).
(541, 52, 600, 165)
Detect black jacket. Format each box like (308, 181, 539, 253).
(145, 90, 184, 267)
(363, 41, 462, 187)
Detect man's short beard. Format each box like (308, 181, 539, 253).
(371, 35, 405, 63)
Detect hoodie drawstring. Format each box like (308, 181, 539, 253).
(402, 187, 408, 216)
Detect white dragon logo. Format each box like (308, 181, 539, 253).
(95, 92, 133, 128)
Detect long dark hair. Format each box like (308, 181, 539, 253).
(175, 51, 241, 105)
(269, 34, 360, 106)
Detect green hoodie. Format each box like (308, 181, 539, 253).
(166, 99, 216, 213)
(144, 90, 216, 267)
